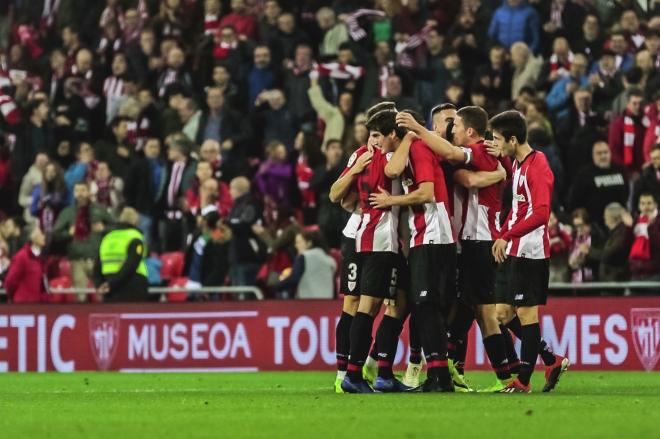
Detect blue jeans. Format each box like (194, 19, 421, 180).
(138, 214, 153, 249)
(229, 263, 261, 300)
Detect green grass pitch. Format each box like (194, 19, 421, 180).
(1, 371, 659, 438)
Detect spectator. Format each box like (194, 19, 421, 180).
(380, 74, 421, 114)
(537, 0, 586, 53)
(64, 142, 98, 196)
(18, 153, 48, 229)
(573, 14, 604, 61)
(156, 46, 193, 99)
(219, 0, 257, 41)
(642, 93, 660, 161)
(271, 13, 308, 65)
(608, 31, 634, 72)
(590, 202, 634, 283)
(126, 28, 161, 87)
(569, 141, 629, 228)
(258, 0, 281, 44)
(179, 98, 202, 143)
(316, 7, 349, 58)
(12, 98, 54, 180)
(195, 86, 250, 158)
(510, 42, 543, 100)
(588, 50, 622, 115)
(52, 181, 115, 302)
(94, 116, 133, 181)
(537, 36, 574, 93)
(636, 50, 658, 97)
(30, 162, 68, 243)
(90, 161, 124, 216)
(310, 139, 346, 248)
(202, 0, 223, 37)
(158, 136, 197, 252)
(185, 160, 232, 218)
(633, 144, 660, 207)
(274, 229, 337, 299)
(0, 217, 23, 259)
(254, 141, 294, 208)
(293, 131, 323, 224)
(611, 67, 643, 117)
(608, 88, 646, 175)
(124, 138, 163, 247)
(209, 64, 243, 112)
(283, 43, 315, 131)
(568, 208, 601, 283)
(254, 89, 296, 150)
(248, 46, 277, 109)
(4, 227, 48, 304)
(227, 176, 264, 289)
(525, 98, 553, 140)
(629, 192, 660, 281)
(546, 52, 589, 121)
(548, 211, 572, 283)
(474, 45, 511, 104)
(488, 0, 540, 54)
(103, 52, 131, 123)
(308, 72, 352, 149)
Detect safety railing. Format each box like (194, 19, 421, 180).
(549, 281, 660, 296)
(0, 285, 264, 300)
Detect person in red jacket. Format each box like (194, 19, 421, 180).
(629, 192, 660, 281)
(4, 227, 48, 304)
(608, 88, 646, 176)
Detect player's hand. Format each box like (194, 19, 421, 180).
(485, 140, 502, 157)
(492, 238, 508, 263)
(396, 112, 423, 134)
(350, 150, 373, 174)
(369, 186, 392, 209)
(404, 131, 419, 142)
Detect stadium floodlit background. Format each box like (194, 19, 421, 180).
(0, 0, 658, 438)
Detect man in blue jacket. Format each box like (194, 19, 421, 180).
(488, 0, 540, 54)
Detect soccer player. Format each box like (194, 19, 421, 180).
(330, 108, 411, 393)
(397, 107, 514, 391)
(370, 110, 457, 392)
(330, 102, 397, 393)
(489, 110, 569, 393)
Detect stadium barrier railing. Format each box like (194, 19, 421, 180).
(0, 286, 265, 300)
(548, 281, 660, 295)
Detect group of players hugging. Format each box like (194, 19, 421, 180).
(329, 102, 570, 393)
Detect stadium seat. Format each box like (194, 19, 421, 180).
(160, 252, 185, 281)
(167, 277, 189, 302)
(58, 258, 72, 279)
(48, 276, 76, 304)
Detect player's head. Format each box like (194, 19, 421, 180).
(366, 109, 405, 150)
(489, 110, 528, 158)
(366, 101, 396, 119)
(431, 103, 457, 142)
(639, 192, 658, 217)
(452, 106, 488, 146)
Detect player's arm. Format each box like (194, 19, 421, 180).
(453, 162, 506, 189)
(329, 150, 373, 203)
(370, 182, 434, 208)
(341, 191, 358, 212)
(384, 132, 415, 178)
(396, 112, 469, 163)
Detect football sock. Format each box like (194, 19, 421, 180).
(376, 315, 403, 379)
(447, 300, 474, 374)
(418, 304, 450, 384)
(408, 312, 423, 364)
(500, 324, 521, 374)
(518, 323, 541, 386)
(483, 333, 511, 380)
(368, 340, 378, 362)
(336, 312, 353, 372)
(508, 316, 556, 366)
(347, 312, 374, 381)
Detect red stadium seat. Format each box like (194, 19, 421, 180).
(48, 277, 76, 303)
(58, 258, 72, 279)
(160, 252, 185, 281)
(167, 277, 189, 302)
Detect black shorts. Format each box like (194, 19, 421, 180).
(340, 237, 362, 296)
(494, 262, 509, 304)
(360, 251, 404, 300)
(458, 240, 497, 306)
(500, 256, 550, 307)
(408, 244, 456, 309)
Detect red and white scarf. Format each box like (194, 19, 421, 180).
(344, 9, 386, 41)
(213, 40, 238, 60)
(629, 213, 656, 260)
(549, 51, 574, 77)
(0, 75, 22, 125)
(296, 155, 315, 209)
(315, 63, 364, 81)
(623, 109, 638, 166)
(642, 103, 660, 139)
(396, 24, 433, 68)
(205, 14, 221, 36)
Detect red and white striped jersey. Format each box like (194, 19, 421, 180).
(459, 142, 503, 241)
(342, 212, 362, 239)
(340, 146, 401, 253)
(402, 140, 454, 247)
(502, 150, 554, 259)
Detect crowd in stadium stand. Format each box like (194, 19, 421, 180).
(0, 0, 659, 303)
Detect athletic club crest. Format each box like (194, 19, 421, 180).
(630, 308, 660, 371)
(89, 314, 120, 371)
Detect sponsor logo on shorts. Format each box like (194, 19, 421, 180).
(514, 294, 524, 301)
(630, 308, 660, 371)
(420, 291, 427, 297)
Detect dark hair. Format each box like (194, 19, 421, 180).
(338, 42, 352, 52)
(456, 106, 488, 136)
(26, 98, 47, 118)
(571, 208, 590, 223)
(527, 97, 548, 115)
(401, 109, 425, 125)
(299, 132, 323, 168)
(366, 101, 396, 119)
(204, 210, 221, 230)
(518, 86, 536, 96)
(624, 67, 643, 85)
(366, 109, 405, 139)
(527, 127, 551, 148)
(170, 136, 193, 157)
(639, 192, 658, 204)
(489, 110, 528, 143)
(299, 229, 328, 253)
(628, 87, 644, 99)
(431, 103, 457, 118)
